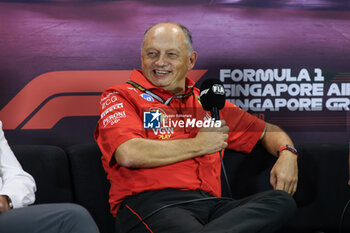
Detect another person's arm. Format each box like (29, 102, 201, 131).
(260, 122, 298, 195)
(0, 121, 36, 213)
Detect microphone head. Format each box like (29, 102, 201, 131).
(199, 79, 226, 111)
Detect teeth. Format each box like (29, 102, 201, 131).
(155, 70, 170, 74)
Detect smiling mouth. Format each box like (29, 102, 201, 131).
(153, 70, 171, 75)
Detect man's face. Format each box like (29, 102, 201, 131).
(141, 24, 197, 95)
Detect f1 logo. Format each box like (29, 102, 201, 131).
(0, 69, 207, 129)
(143, 110, 161, 129)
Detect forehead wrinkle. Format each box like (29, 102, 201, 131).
(151, 29, 186, 49)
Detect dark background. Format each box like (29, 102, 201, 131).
(0, 0, 349, 147)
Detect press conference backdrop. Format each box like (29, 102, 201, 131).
(0, 0, 349, 147)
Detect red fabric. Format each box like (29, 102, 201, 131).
(94, 69, 265, 217)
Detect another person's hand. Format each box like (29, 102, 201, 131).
(0, 195, 11, 214)
(195, 120, 229, 155)
(270, 151, 298, 195)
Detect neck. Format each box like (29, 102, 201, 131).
(168, 86, 186, 95)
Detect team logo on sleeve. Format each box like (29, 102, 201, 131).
(101, 95, 118, 110)
(101, 103, 123, 118)
(140, 94, 154, 102)
(102, 111, 126, 127)
(143, 110, 161, 129)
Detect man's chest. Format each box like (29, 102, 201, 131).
(132, 93, 211, 140)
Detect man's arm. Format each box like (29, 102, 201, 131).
(0, 195, 11, 213)
(115, 120, 229, 168)
(0, 121, 36, 213)
(260, 122, 298, 195)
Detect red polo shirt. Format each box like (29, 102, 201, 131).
(94, 69, 265, 217)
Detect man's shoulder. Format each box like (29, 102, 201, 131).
(104, 82, 138, 93)
(101, 82, 142, 101)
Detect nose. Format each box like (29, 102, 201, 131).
(155, 54, 167, 66)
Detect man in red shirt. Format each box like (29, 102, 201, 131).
(95, 22, 298, 233)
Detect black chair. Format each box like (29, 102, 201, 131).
(66, 143, 115, 233)
(12, 145, 74, 204)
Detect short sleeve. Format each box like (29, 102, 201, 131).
(222, 101, 265, 153)
(94, 90, 145, 165)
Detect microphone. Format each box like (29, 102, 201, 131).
(199, 79, 232, 198)
(199, 79, 226, 120)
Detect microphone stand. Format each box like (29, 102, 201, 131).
(211, 107, 233, 198)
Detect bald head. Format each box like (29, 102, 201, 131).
(142, 22, 193, 55)
(140, 22, 197, 95)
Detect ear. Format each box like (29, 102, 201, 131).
(188, 51, 198, 71)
